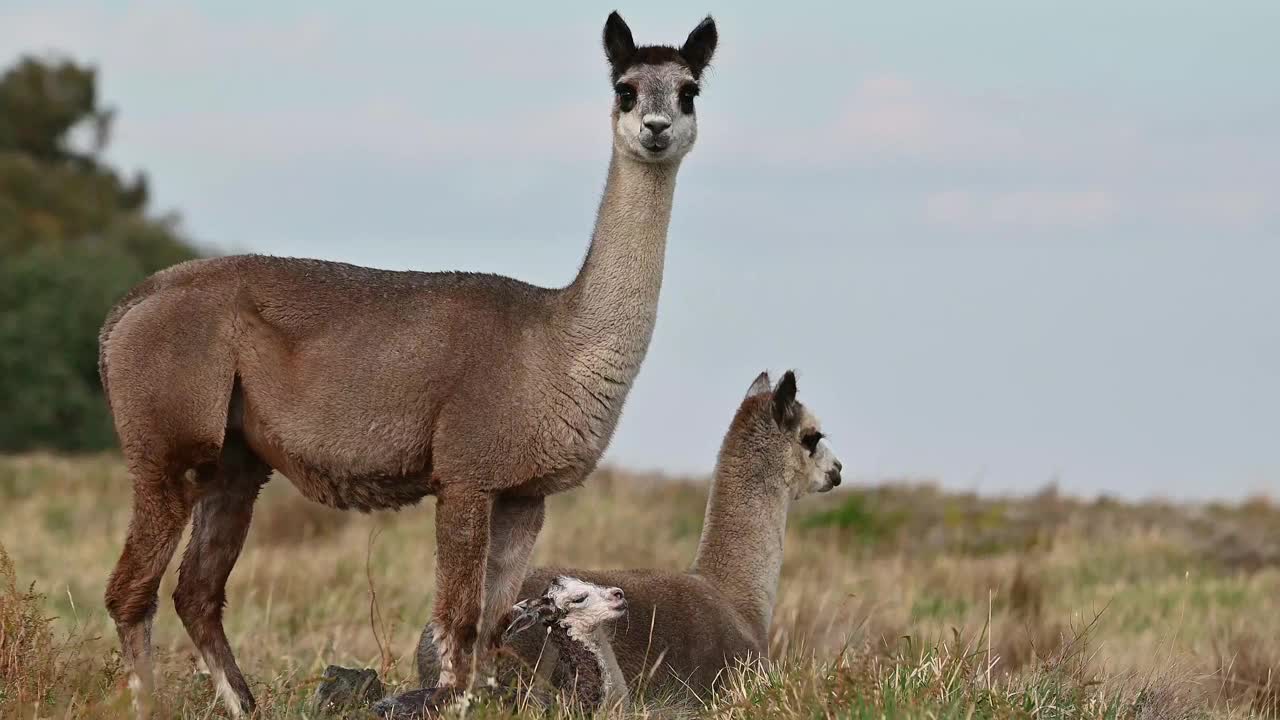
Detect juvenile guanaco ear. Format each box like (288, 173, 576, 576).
(523, 589, 566, 626)
(746, 371, 772, 399)
(603, 11, 636, 69)
(680, 16, 718, 78)
(503, 599, 543, 641)
(772, 370, 799, 429)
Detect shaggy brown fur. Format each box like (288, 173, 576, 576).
(548, 627, 607, 710)
(97, 12, 717, 717)
(418, 371, 842, 698)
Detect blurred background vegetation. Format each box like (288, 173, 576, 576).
(0, 56, 199, 452)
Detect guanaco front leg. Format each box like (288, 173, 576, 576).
(431, 486, 493, 688)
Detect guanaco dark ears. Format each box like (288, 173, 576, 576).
(746, 371, 772, 399)
(603, 11, 637, 69)
(772, 370, 799, 430)
(680, 16, 718, 77)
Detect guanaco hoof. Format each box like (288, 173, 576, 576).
(313, 665, 384, 714)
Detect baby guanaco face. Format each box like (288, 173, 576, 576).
(603, 12, 717, 165)
(546, 576, 628, 632)
(793, 407, 842, 496)
(744, 370, 844, 498)
(504, 577, 627, 641)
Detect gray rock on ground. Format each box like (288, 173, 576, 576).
(313, 665, 385, 715)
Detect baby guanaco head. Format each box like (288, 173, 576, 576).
(504, 576, 627, 642)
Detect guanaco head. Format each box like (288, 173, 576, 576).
(734, 370, 844, 499)
(603, 11, 717, 165)
(504, 576, 627, 641)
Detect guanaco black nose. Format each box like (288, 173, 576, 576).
(609, 588, 624, 600)
(644, 117, 671, 135)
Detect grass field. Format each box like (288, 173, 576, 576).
(1, 454, 1277, 718)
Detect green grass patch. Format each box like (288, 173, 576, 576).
(800, 493, 904, 545)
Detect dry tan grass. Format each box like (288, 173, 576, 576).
(1216, 629, 1280, 717)
(0, 454, 1277, 718)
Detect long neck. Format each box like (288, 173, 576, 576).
(690, 459, 792, 648)
(561, 150, 680, 383)
(549, 626, 607, 711)
(592, 627, 628, 710)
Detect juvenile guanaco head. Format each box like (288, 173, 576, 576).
(504, 576, 628, 641)
(734, 370, 843, 499)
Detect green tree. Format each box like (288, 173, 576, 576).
(0, 56, 200, 452)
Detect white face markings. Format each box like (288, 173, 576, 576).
(745, 371, 845, 498)
(613, 62, 699, 164)
(545, 576, 627, 636)
(793, 407, 843, 497)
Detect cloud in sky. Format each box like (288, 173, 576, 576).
(730, 70, 1278, 234)
(834, 73, 1035, 161)
(2, 0, 1277, 499)
(925, 189, 1114, 229)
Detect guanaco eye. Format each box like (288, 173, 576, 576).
(801, 431, 824, 454)
(614, 83, 636, 113)
(571, 594, 588, 605)
(679, 84, 699, 114)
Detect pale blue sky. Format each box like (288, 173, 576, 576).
(5, 1, 1277, 499)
